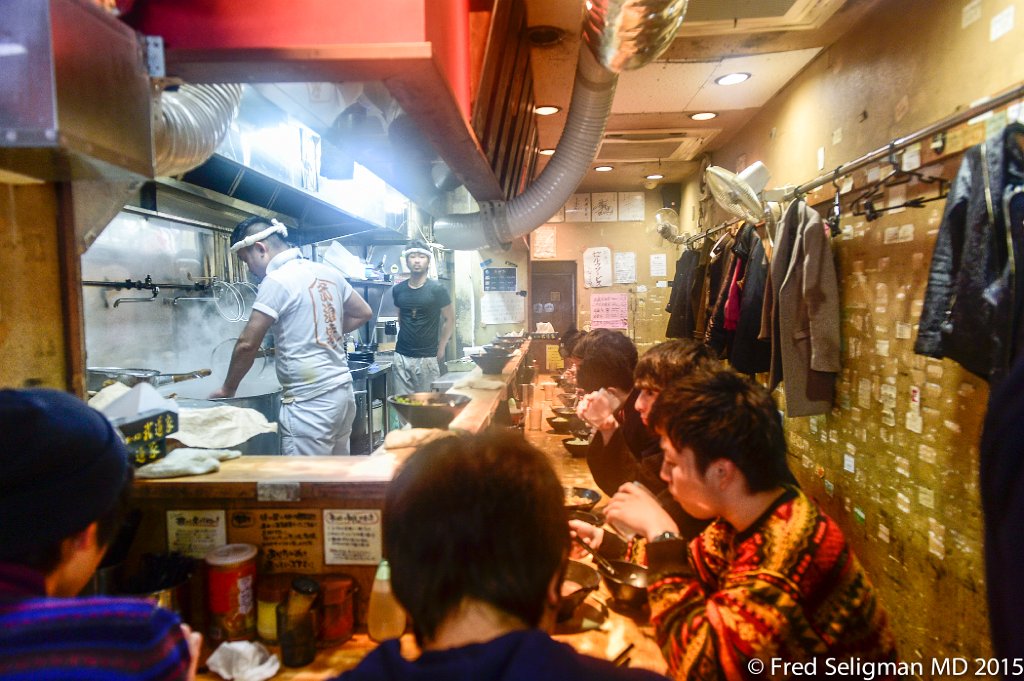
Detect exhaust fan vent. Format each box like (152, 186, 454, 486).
(596, 128, 718, 162)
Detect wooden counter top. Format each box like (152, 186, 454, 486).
(194, 377, 668, 679)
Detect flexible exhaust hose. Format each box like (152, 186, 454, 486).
(434, 0, 689, 251)
(154, 83, 243, 177)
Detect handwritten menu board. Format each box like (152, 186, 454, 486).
(532, 224, 557, 258)
(323, 508, 383, 565)
(481, 292, 525, 324)
(546, 343, 564, 371)
(230, 509, 321, 571)
(618, 192, 645, 221)
(166, 510, 226, 559)
(564, 193, 591, 222)
(591, 293, 629, 329)
(583, 247, 612, 288)
(592, 192, 617, 221)
(614, 251, 636, 283)
(483, 267, 517, 292)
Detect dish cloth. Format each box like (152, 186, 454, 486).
(136, 447, 241, 479)
(206, 641, 280, 681)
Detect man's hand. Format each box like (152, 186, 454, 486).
(605, 482, 678, 542)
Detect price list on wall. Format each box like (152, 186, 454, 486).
(483, 267, 517, 292)
(323, 508, 383, 565)
(227, 509, 322, 571)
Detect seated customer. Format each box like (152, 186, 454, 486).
(574, 329, 661, 495)
(332, 431, 666, 681)
(640, 371, 897, 678)
(0, 388, 201, 681)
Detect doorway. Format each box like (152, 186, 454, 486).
(530, 261, 577, 334)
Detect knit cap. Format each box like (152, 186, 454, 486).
(0, 388, 129, 556)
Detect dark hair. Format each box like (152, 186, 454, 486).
(383, 431, 568, 645)
(230, 216, 289, 250)
(649, 370, 792, 492)
(7, 468, 134, 574)
(634, 339, 718, 391)
(558, 325, 585, 359)
(574, 329, 638, 393)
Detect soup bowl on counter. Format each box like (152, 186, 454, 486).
(388, 392, 472, 430)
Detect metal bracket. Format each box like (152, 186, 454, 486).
(143, 35, 165, 78)
(257, 481, 301, 502)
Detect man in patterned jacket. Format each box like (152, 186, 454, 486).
(640, 370, 897, 680)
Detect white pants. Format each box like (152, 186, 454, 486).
(279, 382, 357, 456)
(392, 353, 441, 395)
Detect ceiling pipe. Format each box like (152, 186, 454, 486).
(153, 83, 243, 177)
(434, 0, 689, 251)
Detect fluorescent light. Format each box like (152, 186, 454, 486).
(595, 165, 613, 172)
(539, 148, 556, 156)
(690, 111, 718, 121)
(535, 105, 561, 116)
(646, 174, 664, 180)
(715, 72, 750, 86)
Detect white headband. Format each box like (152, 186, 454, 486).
(230, 218, 289, 252)
(402, 246, 432, 259)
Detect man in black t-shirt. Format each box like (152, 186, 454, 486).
(391, 241, 454, 394)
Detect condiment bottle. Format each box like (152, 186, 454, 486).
(278, 576, 320, 667)
(256, 573, 293, 644)
(366, 560, 406, 642)
(318, 574, 356, 647)
(205, 543, 258, 643)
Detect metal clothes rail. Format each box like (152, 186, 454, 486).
(784, 81, 1024, 200)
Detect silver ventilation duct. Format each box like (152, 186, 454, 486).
(153, 83, 244, 177)
(434, 0, 689, 251)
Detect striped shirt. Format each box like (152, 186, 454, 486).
(0, 562, 193, 680)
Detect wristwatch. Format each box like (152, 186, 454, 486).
(650, 531, 681, 543)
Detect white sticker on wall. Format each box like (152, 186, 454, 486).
(928, 518, 946, 559)
(991, 5, 1015, 41)
(918, 486, 935, 510)
(843, 453, 856, 473)
(896, 492, 911, 514)
(962, 0, 982, 28)
(817, 146, 825, 171)
(877, 523, 891, 544)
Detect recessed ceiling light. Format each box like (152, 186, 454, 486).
(646, 173, 664, 180)
(539, 148, 555, 156)
(715, 72, 750, 86)
(690, 112, 718, 121)
(595, 165, 613, 172)
(535, 105, 561, 116)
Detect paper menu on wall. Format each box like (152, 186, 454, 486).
(650, 253, 668, 277)
(617, 192, 644, 221)
(583, 247, 613, 288)
(591, 293, 629, 329)
(614, 251, 636, 283)
(564, 193, 591, 222)
(480, 292, 525, 324)
(323, 508, 382, 565)
(532, 224, 557, 258)
(166, 510, 226, 559)
(592, 192, 617, 221)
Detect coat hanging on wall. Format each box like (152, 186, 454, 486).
(760, 200, 841, 417)
(916, 122, 1024, 385)
(707, 223, 771, 375)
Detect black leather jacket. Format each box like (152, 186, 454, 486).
(916, 123, 1024, 383)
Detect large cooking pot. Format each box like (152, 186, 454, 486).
(87, 367, 211, 393)
(160, 364, 371, 455)
(160, 374, 283, 455)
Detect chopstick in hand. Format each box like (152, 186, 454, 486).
(611, 643, 635, 667)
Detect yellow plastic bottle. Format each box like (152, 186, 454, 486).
(366, 560, 407, 642)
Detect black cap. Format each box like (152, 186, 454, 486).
(0, 389, 129, 556)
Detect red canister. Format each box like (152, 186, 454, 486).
(205, 543, 258, 642)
